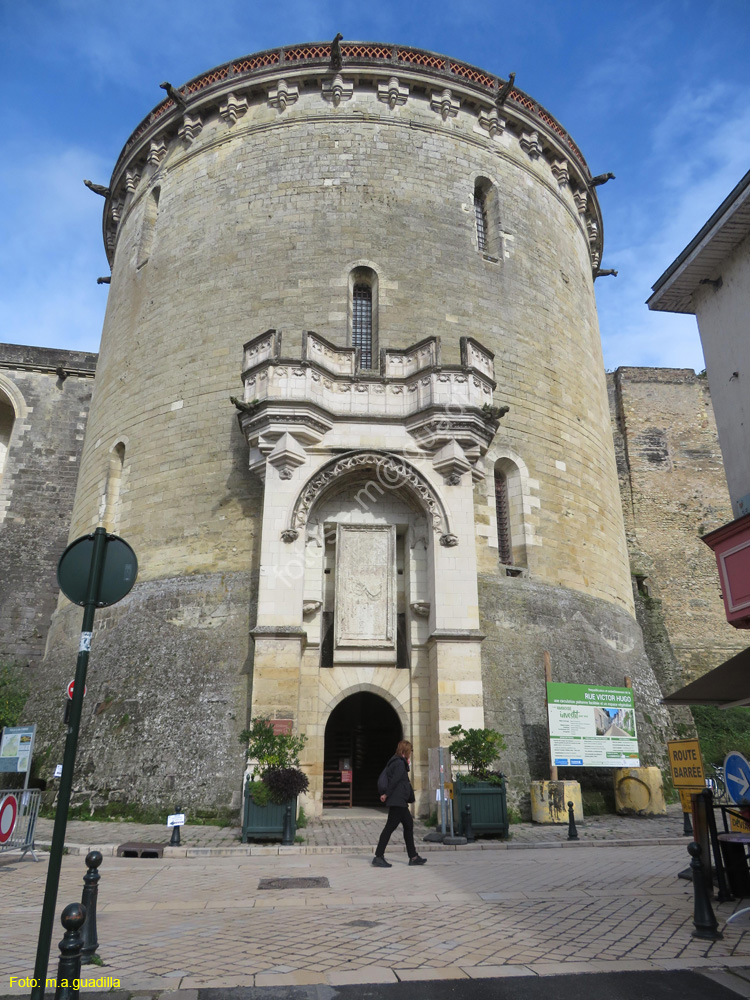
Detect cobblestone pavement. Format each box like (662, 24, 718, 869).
(3, 841, 750, 993)
(32, 802, 691, 856)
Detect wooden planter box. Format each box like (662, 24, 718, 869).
(454, 779, 508, 838)
(241, 785, 296, 843)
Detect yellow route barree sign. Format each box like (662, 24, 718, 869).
(667, 738, 705, 788)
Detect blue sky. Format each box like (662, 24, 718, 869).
(1, 0, 748, 370)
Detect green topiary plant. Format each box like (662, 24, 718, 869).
(448, 724, 507, 779)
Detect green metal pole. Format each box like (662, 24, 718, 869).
(31, 528, 107, 1000)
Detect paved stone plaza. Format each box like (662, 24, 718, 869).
(4, 809, 750, 993)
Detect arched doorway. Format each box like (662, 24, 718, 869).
(323, 692, 402, 808)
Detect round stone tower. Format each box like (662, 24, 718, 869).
(36, 41, 673, 816)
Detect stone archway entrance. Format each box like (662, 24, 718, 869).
(323, 692, 402, 808)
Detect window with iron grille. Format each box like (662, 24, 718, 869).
(474, 193, 488, 253)
(352, 284, 373, 368)
(495, 471, 512, 565)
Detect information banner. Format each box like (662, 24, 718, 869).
(0, 725, 36, 774)
(547, 684, 639, 768)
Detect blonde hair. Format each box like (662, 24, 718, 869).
(396, 740, 413, 758)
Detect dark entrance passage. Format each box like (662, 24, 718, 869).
(323, 693, 402, 808)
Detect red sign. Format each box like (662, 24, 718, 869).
(703, 513, 750, 628)
(0, 795, 18, 844)
(67, 680, 87, 700)
(271, 719, 293, 735)
(341, 770, 352, 783)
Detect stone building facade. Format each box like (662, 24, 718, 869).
(0, 345, 97, 665)
(2, 43, 733, 817)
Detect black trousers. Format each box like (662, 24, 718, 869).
(375, 806, 416, 858)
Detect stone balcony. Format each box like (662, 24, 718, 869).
(237, 330, 504, 478)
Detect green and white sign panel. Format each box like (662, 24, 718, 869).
(547, 684, 639, 768)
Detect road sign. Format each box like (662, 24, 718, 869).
(725, 751, 750, 805)
(0, 794, 18, 844)
(58, 533, 137, 607)
(66, 680, 87, 700)
(667, 738, 705, 789)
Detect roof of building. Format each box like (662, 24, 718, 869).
(647, 168, 750, 315)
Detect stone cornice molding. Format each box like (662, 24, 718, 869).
(100, 42, 603, 270)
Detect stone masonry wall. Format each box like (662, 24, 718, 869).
(608, 367, 747, 685)
(0, 344, 97, 665)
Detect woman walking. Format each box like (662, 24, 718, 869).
(372, 739, 427, 867)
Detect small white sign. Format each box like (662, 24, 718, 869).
(167, 813, 186, 827)
(53, 764, 63, 778)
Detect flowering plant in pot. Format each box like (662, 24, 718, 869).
(448, 724, 509, 837)
(239, 717, 309, 841)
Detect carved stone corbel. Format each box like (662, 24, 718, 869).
(124, 168, 141, 193)
(147, 139, 168, 167)
(219, 93, 248, 125)
(377, 77, 409, 109)
(551, 159, 569, 188)
(303, 600, 323, 616)
(478, 108, 505, 138)
(430, 88, 459, 121)
(410, 602, 430, 618)
(322, 74, 353, 107)
(440, 533, 459, 547)
(268, 79, 299, 112)
(281, 529, 299, 543)
(178, 113, 203, 144)
(519, 130, 542, 159)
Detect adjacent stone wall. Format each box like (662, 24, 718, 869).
(0, 344, 97, 666)
(608, 367, 747, 684)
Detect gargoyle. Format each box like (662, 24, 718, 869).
(496, 72, 516, 108)
(593, 268, 618, 279)
(84, 180, 110, 197)
(591, 172, 615, 186)
(331, 33, 344, 70)
(159, 81, 188, 109)
(230, 396, 260, 413)
(96, 276, 111, 284)
(481, 403, 510, 421)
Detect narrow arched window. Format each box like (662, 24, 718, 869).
(349, 266, 378, 370)
(0, 390, 14, 485)
(474, 178, 500, 260)
(136, 186, 160, 269)
(494, 467, 512, 565)
(103, 442, 126, 531)
(474, 190, 488, 253)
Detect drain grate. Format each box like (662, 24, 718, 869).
(116, 841, 164, 858)
(258, 876, 330, 890)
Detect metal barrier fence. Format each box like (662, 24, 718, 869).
(0, 788, 41, 860)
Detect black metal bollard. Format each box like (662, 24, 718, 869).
(683, 811, 693, 837)
(169, 817, 181, 847)
(55, 902, 86, 1000)
(567, 801, 579, 841)
(80, 851, 102, 964)
(464, 805, 475, 843)
(281, 802, 294, 846)
(688, 841, 723, 939)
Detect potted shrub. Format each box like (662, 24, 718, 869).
(240, 717, 309, 842)
(448, 724, 509, 838)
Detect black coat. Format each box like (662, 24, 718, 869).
(383, 754, 415, 807)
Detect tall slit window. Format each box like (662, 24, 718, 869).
(352, 284, 373, 368)
(494, 469, 512, 565)
(474, 192, 488, 253)
(348, 266, 378, 370)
